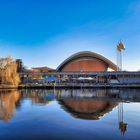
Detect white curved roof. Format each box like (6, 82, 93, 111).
(57, 51, 117, 71)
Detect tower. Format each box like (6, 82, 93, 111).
(117, 41, 125, 71)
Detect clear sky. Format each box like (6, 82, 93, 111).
(0, 0, 140, 71)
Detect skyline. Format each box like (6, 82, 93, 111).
(0, 0, 140, 71)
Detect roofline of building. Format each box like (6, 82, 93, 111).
(56, 51, 118, 71)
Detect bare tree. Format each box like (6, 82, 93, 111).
(0, 57, 20, 86)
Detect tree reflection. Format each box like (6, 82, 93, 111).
(0, 90, 20, 122)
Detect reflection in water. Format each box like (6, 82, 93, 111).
(0, 90, 56, 122)
(21, 90, 55, 105)
(118, 103, 128, 135)
(0, 90, 20, 122)
(58, 99, 118, 120)
(0, 88, 140, 138)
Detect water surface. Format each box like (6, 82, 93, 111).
(0, 88, 140, 140)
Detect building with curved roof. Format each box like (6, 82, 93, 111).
(57, 51, 117, 72)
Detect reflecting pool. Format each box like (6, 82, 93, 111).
(0, 88, 140, 140)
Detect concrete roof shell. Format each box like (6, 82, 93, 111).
(57, 51, 117, 71)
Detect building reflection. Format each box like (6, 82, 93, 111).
(21, 90, 55, 105)
(57, 89, 129, 134)
(58, 99, 118, 120)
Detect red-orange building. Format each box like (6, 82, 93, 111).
(57, 51, 117, 72)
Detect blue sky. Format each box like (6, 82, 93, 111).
(0, 0, 140, 70)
